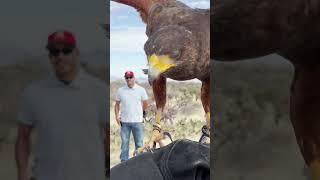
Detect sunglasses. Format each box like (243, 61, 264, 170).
(49, 48, 74, 57)
(125, 76, 133, 79)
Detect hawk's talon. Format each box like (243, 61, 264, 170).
(162, 131, 173, 142)
(134, 130, 173, 156)
(134, 145, 154, 156)
(199, 125, 210, 144)
(153, 124, 162, 132)
(201, 125, 210, 137)
(145, 146, 154, 153)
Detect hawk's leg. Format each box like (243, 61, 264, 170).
(200, 78, 210, 144)
(137, 76, 167, 153)
(290, 65, 320, 180)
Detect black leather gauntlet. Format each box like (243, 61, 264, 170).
(111, 139, 210, 180)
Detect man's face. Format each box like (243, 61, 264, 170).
(48, 44, 79, 77)
(125, 75, 135, 88)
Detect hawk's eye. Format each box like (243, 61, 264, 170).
(171, 50, 181, 59)
(153, 4, 163, 15)
(150, 4, 163, 19)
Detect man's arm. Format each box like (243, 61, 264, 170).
(15, 124, 33, 180)
(142, 100, 148, 111)
(114, 101, 121, 126)
(142, 100, 148, 119)
(142, 87, 149, 118)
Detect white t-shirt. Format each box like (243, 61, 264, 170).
(115, 84, 148, 123)
(17, 69, 107, 180)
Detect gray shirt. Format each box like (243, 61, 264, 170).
(17, 69, 107, 180)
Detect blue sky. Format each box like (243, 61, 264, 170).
(110, 0, 210, 79)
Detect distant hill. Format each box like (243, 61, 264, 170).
(0, 47, 107, 67)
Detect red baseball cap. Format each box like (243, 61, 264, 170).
(46, 30, 76, 48)
(124, 71, 134, 77)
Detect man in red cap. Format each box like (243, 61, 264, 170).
(114, 71, 149, 162)
(15, 30, 108, 180)
(46, 30, 79, 83)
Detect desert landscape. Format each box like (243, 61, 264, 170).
(0, 56, 311, 179)
(212, 57, 309, 180)
(109, 79, 206, 167)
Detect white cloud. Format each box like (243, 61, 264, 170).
(181, 0, 210, 9)
(110, 27, 147, 53)
(189, 1, 210, 9)
(117, 15, 129, 20)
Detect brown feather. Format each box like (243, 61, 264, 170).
(152, 75, 166, 110)
(111, 0, 174, 23)
(212, 0, 320, 171)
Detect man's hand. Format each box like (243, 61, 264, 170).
(143, 110, 147, 118)
(114, 101, 121, 127)
(116, 116, 121, 126)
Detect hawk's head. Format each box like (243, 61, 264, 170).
(144, 25, 200, 80)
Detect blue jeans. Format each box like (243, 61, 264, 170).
(120, 122, 143, 162)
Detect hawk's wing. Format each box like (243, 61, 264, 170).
(111, 0, 174, 23)
(212, 0, 303, 60)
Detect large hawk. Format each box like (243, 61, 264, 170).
(213, 0, 320, 179)
(111, 0, 210, 151)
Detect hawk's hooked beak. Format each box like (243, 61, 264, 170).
(147, 54, 175, 80)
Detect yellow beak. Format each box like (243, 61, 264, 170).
(148, 54, 175, 74)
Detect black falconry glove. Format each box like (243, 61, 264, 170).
(111, 139, 210, 180)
